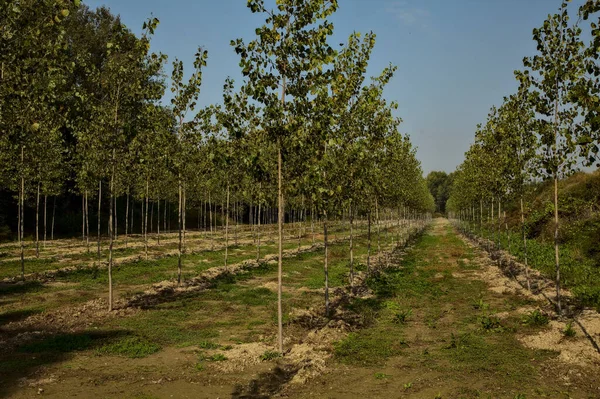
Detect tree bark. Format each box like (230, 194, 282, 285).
(35, 182, 40, 258)
(324, 211, 329, 317)
(367, 210, 371, 274)
(257, 196, 261, 261)
(145, 177, 149, 260)
(224, 181, 230, 270)
(554, 174, 561, 313)
(349, 203, 354, 286)
(108, 152, 115, 312)
(277, 144, 284, 353)
(20, 146, 25, 281)
(51, 195, 56, 241)
(521, 197, 531, 291)
(43, 194, 47, 249)
(125, 190, 129, 248)
(97, 180, 102, 261)
(177, 176, 182, 286)
(157, 197, 161, 244)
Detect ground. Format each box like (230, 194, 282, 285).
(1, 219, 599, 398)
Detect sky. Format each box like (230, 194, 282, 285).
(85, 0, 585, 175)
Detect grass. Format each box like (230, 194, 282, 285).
(331, 222, 561, 396)
(96, 336, 161, 358)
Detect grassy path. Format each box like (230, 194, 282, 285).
(283, 219, 600, 398)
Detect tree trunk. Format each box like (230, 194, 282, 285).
(209, 192, 214, 250)
(554, 175, 561, 313)
(183, 185, 186, 251)
(367, 210, 371, 274)
(97, 180, 102, 261)
(521, 197, 531, 291)
(375, 197, 380, 255)
(157, 197, 161, 245)
(224, 182, 230, 270)
(125, 190, 129, 248)
(277, 144, 284, 353)
(349, 203, 354, 286)
(177, 176, 182, 285)
(51, 195, 56, 241)
(114, 194, 118, 240)
(35, 182, 40, 258)
(145, 177, 149, 260)
(164, 199, 167, 234)
(20, 146, 25, 281)
(82, 192, 85, 242)
(43, 194, 47, 249)
(108, 153, 115, 312)
(324, 211, 329, 317)
(257, 197, 261, 261)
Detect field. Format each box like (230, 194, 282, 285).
(1, 219, 599, 398)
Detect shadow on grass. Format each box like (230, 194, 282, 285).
(0, 330, 140, 397)
(231, 364, 298, 399)
(0, 281, 45, 297)
(0, 308, 44, 326)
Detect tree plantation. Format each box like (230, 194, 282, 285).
(1, 0, 600, 398)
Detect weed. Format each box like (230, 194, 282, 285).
(563, 321, 577, 338)
(198, 341, 221, 350)
(392, 309, 412, 324)
(479, 315, 503, 332)
(195, 363, 204, 371)
(201, 353, 227, 362)
(374, 372, 389, 380)
(403, 382, 412, 390)
(472, 296, 489, 311)
(260, 350, 281, 361)
(522, 309, 549, 327)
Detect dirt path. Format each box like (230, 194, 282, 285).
(281, 218, 600, 398)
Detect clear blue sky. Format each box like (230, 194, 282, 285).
(85, 0, 584, 174)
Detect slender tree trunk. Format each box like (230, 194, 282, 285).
(82, 192, 85, 243)
(35, 182, 40, 258)
(376, 197, 381, 255)
(114, 194, 118, 241)
(349, 203, 354, 286)
(51, 195, 56, 241)
(505, 210, 510, 253)
(177, 176, 183, 285)
(125, 190, 129, 248)
(164, 199, 167, 234)
(157, 197, 161, 245)
(209, 192, 214, 250)
(277, 144, 284, 353)
(150, 200, 154, 234)
(521, 197, 531, 291)
(145, 177, 149, 260)
(225, 182, 230, 270)
(324, 211, 329, 317)
(107, 153, 116, 311)
(554, 174, 561, 313)
(43, 194, 47, 249)
(97, 180, 102, 261)
(183, 186, 186, 250)
(257, 197, 261, 261)
(367, 210, 371, 274)
(20, 146, 25, 281)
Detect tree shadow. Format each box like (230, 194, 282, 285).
(0, 281, 45, 297)
(0, 330, 128, 398)
(231, 364, 298, 399)
(0, 308, 43, 326)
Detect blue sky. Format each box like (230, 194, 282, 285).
(85, 0, 584, 174)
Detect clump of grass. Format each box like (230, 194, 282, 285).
(445, 332, 471, 350)
(199, 353, 227, 362)
(392, 309, 412, 324)
(479, 314, 503, 332)
(259, 350, 281, 361)
(403, 382, 412, 390)
(472, 297, 489, 311)
(97, 336, 161, 358)
(198, 341, 220, 350)
(563, 321, 577, 338)
(522, 309, 549, 327)
(374, 372, 389, 380)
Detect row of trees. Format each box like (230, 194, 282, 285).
(1, 0, 434, 350)
(447, 0, 600, 314)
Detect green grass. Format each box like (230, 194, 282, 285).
(97, 336, 161, 358)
